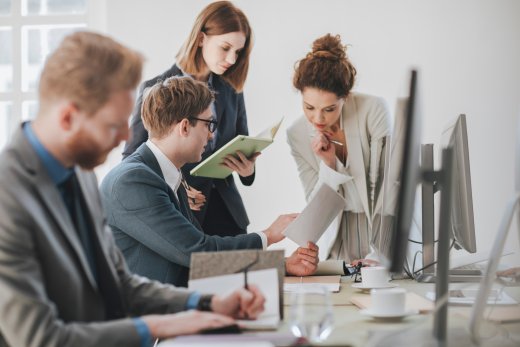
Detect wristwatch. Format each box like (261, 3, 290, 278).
(196, 294, 214, 312)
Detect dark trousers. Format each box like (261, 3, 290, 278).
(202, 188, 247, 237)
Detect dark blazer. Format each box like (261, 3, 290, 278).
(101, 144, 263, 287)
(0, 127, 193, 347)
(123, 64, 253, 230)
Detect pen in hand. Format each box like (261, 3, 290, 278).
(309, 134, 344, 146)
(243, 268, 249, 319)
(244, 268, 249, 290)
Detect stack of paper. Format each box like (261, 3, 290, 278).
(283, 275, 341, 293)
(351, 292, 434, 314)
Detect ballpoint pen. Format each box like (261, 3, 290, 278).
(309, 134, 344, 146)
(244, 267, 249, 290)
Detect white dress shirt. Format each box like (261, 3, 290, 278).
(145, 140, 267, 249)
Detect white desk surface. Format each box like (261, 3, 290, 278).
(161, 277, 520, 347)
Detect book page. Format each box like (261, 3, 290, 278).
(188, 268, 280, 329)
(255, 117, 284, 140)
(284, 183, 346, 247)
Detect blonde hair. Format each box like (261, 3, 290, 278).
(39, 31, 144, 115)
(141, 77, 215, 139)
(176, 1, 252, 92)
(293, 34, 356, 98)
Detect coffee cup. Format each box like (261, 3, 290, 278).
(370, 288, 406, 315)
(360, 266, 389, 287)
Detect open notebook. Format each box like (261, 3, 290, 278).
(190, 117, 283, 179)
(188, 268, 280, 330)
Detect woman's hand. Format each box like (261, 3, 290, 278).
(222, 151, 261, 177)
(185, 186, 206, 211)
(311, 133, 336, 169)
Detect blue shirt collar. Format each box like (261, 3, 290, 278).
(23, 122, 74, 186)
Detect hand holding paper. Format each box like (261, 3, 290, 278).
(263, 213, 298, 246)
(284, 184, 346, 247)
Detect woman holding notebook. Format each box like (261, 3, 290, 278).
(287, 34, 391, 263)
(123, 1, 259, 237)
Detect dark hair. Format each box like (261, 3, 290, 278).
(293, 34, 356, 98)
(176, 1, 252, 92)
(141, 77, 215, 139)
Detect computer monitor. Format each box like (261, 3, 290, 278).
(469, 114, 520, 344)
(386, 70, 422, 274)
(418, 115, 478, 282)
(441, 114, 476, 253)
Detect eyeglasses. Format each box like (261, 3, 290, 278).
(189, 117, 218, 133)
(347, 261, 363, 283)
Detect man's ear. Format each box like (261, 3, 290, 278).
(178, 118, 191, 137)
(58, 102, 80, 132)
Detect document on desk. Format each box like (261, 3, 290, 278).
(188, 268, 280, 329)
(284, 275, 341, 293)
(426, 289, 517, 305)
(284, 184, 346, 247)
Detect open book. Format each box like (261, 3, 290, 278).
(188, 268, 281, 330)
(190, 118, 283, 179)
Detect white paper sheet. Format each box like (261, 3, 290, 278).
(284, 184, 346, 247)
(283, 283, 340, 293)
(188, 268, 280, 329)
(426, 289, 518, 305)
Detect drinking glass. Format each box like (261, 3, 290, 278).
(288, 285, 334, 343)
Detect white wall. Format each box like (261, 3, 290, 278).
(102, 0, 520, 264)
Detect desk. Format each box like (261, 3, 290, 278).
(283, 277, 520, 346)
(160, 277, 520, 347)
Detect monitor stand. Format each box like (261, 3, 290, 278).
(416, 144, 481, 284)
(371, 149, 518, 347)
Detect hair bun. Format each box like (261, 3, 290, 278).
(311, 34, 346, 61)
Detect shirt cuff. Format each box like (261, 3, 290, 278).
(253, 231, 267, 249)
(133, 317, 153, 347)
(186, 292, 201, 310)
(318, 160, 351, 189)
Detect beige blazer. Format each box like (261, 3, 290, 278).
(287, 93, 390, 260)
(0, 127, 192, 347)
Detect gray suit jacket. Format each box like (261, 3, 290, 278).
(0, 127, 193, 347)
(123, 64, 253, 230)
(100, 144, 263, 287)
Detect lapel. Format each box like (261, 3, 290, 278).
(342, 95, 371, 220)
(14, 128, 99, 290)
(212, 76, 226, 149)
(137, 144, 182, 211)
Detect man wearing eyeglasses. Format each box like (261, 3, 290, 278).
(100, 77, 319, 288)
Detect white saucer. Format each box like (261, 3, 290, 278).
(360, 308, 418, 320)
(351, 282, 398, 291)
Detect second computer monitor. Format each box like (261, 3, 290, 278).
(441, 114, 476, 253)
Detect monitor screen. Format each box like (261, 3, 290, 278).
(388, 70, 422, 274)
(441, 114, 476, 253)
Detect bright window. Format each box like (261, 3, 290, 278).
(0, 0, 97, 149)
